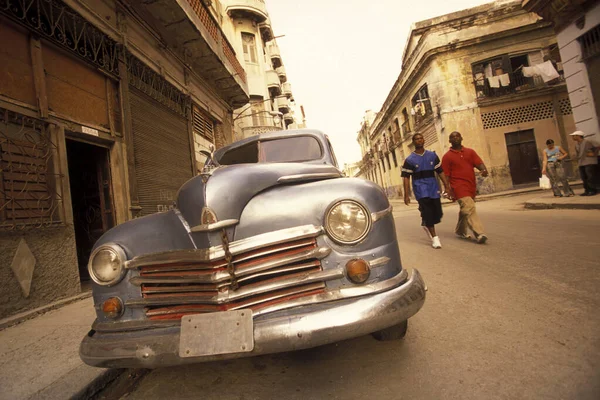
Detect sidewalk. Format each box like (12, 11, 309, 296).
(390, 181, 600, 210)
(0, 296, 121, 400)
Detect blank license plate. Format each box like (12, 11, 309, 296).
(179, 310, 254, 358)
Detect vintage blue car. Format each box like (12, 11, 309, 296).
(80, 129, 426, 368)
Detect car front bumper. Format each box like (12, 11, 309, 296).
(80, 269, 426, 368)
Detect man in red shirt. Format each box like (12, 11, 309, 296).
(442, 131, 489, 244)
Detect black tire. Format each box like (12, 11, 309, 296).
(371, 320, 408, 341)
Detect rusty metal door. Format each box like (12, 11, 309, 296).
(130, 89, 193, 216)
(505, 130, 541, 185)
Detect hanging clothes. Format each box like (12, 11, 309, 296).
(522, 66, 536, 77)
(499, 73, 510, 87)
(487, 76, 500, 88)
(535, 60, 560, 82)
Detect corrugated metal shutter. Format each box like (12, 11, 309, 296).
(130, 89, 193, 216)
(192, 106, 214, 142)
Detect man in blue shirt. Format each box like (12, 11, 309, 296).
(401, 133, 453, 249)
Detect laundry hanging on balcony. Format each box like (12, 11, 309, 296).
(487, 76, 500, 88)
(499, 73, 510, 87)
(521, 60, 560, 83)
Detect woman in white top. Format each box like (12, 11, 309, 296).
(542, 139, 573, 197)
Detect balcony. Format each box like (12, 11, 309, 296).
(275, 95, 290, 112)
(282, 82, 293, 98)
(133, 0, 249, 107)
(475, 70, 565, 101)
(276, 66, 287, 83)
(266, 70, 281, 94)
(267, 41, 282, 68)
(224, 0, 268, 23)
(284, 113, 294, 123)
(259, 17, 274, 41)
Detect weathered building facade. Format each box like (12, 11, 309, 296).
(357, 0, 576, 197)
(0, 0, 249, 318)
(220, 0, 300, 140)
(523, 0, 600, 142)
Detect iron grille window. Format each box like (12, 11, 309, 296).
(0, 109, 62, 229)
(411, 85, 432, 126)
(579, 24, 600, 60)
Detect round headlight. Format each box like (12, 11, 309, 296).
(325, 200, 371, 244)
(88, 244, 126, 286)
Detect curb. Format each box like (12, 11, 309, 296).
(0, 290, 93, 331)
(524, 201, 600, 210)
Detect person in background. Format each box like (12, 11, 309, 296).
(442, 131, 489, 244)
(542, 139, 574, 197)
(570, 131, 599, 196)
(401, 133, 453, 249)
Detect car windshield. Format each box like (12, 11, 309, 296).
(218, 136, 323, 165)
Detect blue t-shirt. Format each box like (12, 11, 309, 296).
(400, 150, 443, 200)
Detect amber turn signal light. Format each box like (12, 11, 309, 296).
(102, 297, 124, 319)
(345, 258, 370, 284)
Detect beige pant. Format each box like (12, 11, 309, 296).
(456, 196, 485, 236)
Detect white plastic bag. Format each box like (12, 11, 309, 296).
(539, 175, 551, 190)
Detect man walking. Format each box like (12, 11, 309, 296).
(401, 133, 453, 249)
(570, 130, 599, 196)
(441, 131, 489, 244)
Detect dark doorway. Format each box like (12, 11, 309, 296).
(505, 130, 541, 185)
(66, 139, 115, 282)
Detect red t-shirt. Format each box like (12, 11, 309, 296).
(442, 147, 483, 199)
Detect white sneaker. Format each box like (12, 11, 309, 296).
(422, 226, 433, 240)
(432, 236, 442, 249)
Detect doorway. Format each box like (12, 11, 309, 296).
(66, 139, 115, 282)
(505, 129, 541, 186)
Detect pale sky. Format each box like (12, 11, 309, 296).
(266, 0, 495, 167)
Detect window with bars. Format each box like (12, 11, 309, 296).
(411, 85, 432, 126)
(242, 33, 258, 64)
(579, 24, 600, 60)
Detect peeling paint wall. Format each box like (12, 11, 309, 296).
(0, 227, 80, 319)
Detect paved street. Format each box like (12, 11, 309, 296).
(116, 194, 600, 400)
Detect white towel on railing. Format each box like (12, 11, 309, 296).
(535, 60, 560, 82)
(522, 66, 536, 77)
(499, 73, 510, 87)
(487, 76, 500, 88)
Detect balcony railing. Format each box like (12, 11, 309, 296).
(266, 70, 280, 91)
(225, 0, 268, 22)
(276, 66, 287, 83)
(275, 95, 290, 111)
(282, 82, 292, 98)
(475, 70, 564, 100)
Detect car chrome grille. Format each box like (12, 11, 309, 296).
(126, 232, 338, 320)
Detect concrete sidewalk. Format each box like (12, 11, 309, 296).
(0, 296, 120, 400)
(389, 181, 600, 210)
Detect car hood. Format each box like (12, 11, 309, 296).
(176, 162, 342, 232)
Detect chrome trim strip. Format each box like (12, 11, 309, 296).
(190, 219, 239, 233)
(125, 225, 324, 269)
(173, 209, 197, 249)
(368, 256, 390, 268)
(371, 205, 393, 222)
(126, 268, 343, 307)
(252, 268, 409, 317)
(277, 172, 341, 184)
(129, 246, 331, 285)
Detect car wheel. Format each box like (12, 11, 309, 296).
(371, 320, 408, 341)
